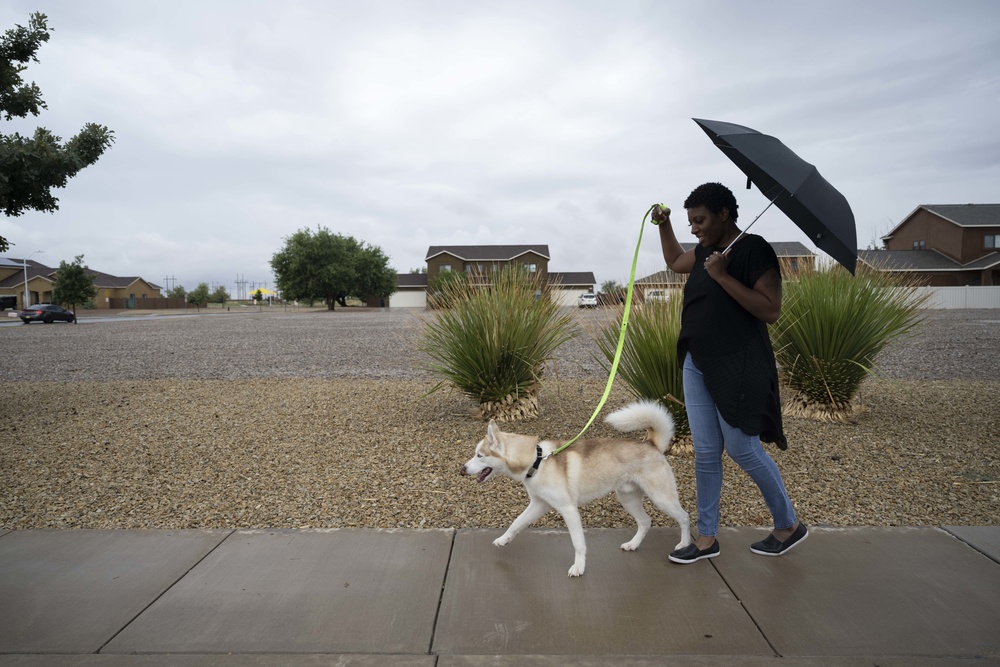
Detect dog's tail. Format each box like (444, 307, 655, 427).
(604, 400, 676, 454)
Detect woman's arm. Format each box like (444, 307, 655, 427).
(705, 252, 782, 323)
(653, 206, 695, 274)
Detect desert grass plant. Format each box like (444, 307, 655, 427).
(418, 265, 576, 421)
(771, 261, 928, 421)
(594, 295, 692, 456)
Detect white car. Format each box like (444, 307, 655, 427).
(578, 293, 598, 308)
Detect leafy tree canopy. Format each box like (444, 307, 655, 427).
(209, 285, 229, 304)
(270, 227, 397, 310)
(187, 282, 209, 305)
(601, 280, 624, 294)
(0, 12, 115, 252)
(166, 284, 186, 299)
(51, 254, 96, 316)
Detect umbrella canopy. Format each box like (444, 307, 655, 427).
(693, 118, 857, 275)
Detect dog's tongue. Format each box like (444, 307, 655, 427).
(477, 467, 493, 483)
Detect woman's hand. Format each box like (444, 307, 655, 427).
(705, 251, 730, 280)
(651, 204, 671, 225)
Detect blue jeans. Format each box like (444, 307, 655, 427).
(683, 353, 796, 537)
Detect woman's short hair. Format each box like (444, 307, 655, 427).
(683, 182, 739, 222)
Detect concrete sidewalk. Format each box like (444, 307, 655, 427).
(1, 526, 998, 665)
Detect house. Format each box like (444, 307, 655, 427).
(389, 245, 596, 308)
(636, 241, 816, 297)
(0, 256, 162, 309)
(859, 204, 1000, 286)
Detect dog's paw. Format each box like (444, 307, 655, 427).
(567, 564, 585, 577)
(493, 535, 512, 548)
(620, 540, 640, 552)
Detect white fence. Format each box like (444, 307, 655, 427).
(915, 286, 1000, 309)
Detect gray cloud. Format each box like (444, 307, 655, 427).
(2, 0, 998, 291)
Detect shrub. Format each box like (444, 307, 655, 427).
(418, 265, 576, 421)
(594, 296, 690, 445)
(771, 262, 928, 420)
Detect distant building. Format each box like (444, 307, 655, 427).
(0, 256, 162, 309)
(859, 204, 1000, 286)
(390, 245, 595, 308)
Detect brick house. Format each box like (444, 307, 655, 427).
(859, 204, 1000, 286)
(389, 245, 595, 308)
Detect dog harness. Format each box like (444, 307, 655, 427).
(525, 445, 544, 479)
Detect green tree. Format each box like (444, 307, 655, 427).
(252, 288, 263, 302)
(0, 13, 115, 253)
(600, 280, 623, 294)
(270, 227, 397, 310)
(209, 285, 229, 304)
(166, 284, 186, 299)
(187, 282, 209, 306)
(51, 254, 96, 320)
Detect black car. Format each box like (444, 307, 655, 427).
(19, 304, 76, 324)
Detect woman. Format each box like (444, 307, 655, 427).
(651, 182, 806, 564)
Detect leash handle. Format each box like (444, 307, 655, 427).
(549, 204, 656, 457)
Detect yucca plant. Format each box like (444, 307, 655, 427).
(771, 261, 928, 420)
(594, 294, 691, 454)
(418, 265, 576, 421)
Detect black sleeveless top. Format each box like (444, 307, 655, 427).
(676, 234, 787, 449)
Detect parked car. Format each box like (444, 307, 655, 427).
(578, 292, 599, 308)
(19, 304, 76, 324)
(0, 295, 17, 311)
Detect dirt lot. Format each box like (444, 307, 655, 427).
(1, 308, 997, 531)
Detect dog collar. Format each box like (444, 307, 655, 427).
(525, 445, 544, 479)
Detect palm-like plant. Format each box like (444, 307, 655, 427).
(771, 262, 928, 420)
(594, 295, 690, 451)
(418, 265, 576, 421)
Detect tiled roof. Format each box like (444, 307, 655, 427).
(550, 272, 596, 287)
(0, 258, 55, 288)
(665, 241, 813, 257)
(859, 249, 1000, 272)
(0, 257, 161, 290)
(883, 204, 1000, 240)
(425, 245, 551, 261)
(397, 273, 429, 288)
(920, 204, 1000, 227)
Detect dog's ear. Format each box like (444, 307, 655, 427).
(486, 420, 504, 452)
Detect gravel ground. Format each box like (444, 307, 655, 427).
(1, 307, 997, 531)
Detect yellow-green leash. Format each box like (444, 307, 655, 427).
(547, 204, 660, 458)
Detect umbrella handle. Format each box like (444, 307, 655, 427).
(723, 192, 781, 255)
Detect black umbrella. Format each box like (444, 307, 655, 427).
(693, 118, 857, 275)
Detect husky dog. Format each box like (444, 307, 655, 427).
(461, 400, 692, 577)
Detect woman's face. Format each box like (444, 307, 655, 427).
(686, 205, 731, 247)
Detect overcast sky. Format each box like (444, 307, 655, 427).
(2, 0, 998, 296)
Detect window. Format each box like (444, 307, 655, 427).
(985, 234, 999, 249)
(912, 240, 925, 250)
(525, 263, 537, 273)
(440, 264, 451, 273)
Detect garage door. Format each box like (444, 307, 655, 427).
(390, 290, 427, 308)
